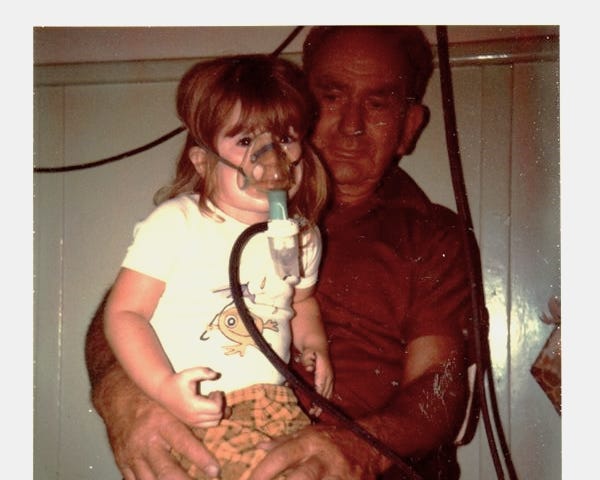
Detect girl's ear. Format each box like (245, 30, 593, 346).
(188, 146, 208, 176)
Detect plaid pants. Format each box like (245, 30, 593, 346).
(171, 383, 310, 480)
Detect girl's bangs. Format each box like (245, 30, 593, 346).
(225, 93, 307, 138)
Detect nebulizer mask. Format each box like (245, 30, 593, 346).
(223, 131, 304, 280)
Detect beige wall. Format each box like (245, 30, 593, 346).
(33, 27, 560, 479)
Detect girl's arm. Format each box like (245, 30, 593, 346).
(104, 268, 224, 427)
(104, 267, 171, 397)
(85, 293, 224, 480)
(291, 286, 333, 401)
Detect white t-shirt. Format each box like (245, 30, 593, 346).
(121, 193, 322, 393)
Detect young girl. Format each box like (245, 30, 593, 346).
(103, 54, 332, 480)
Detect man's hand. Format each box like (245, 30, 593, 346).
(102, 377, 221, 480)
(248, 424, 385, 480)
(86, 291, 221, 480)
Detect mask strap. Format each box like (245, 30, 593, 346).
(194, 139, 250, 189)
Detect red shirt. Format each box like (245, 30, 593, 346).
(293, 166, 471, 421)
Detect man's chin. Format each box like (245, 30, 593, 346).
(329, 164, 364, 184)
(328, 157, 385, 182)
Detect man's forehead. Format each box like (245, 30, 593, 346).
(307, 30, 411, 90)
(310, 72, 405, 97)
(308, 58, 409, 95)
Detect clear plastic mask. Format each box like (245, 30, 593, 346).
(237, 132, 302, 193)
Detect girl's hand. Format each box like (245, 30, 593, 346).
(299, 349, 334, 416)
(157, 367, 227, 428)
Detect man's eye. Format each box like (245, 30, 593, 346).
(318, 89, 343, 103)
(366, 98, 389, 110)
(323, 94, 342, 104)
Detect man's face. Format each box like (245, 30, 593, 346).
(308, 29, 414, 203)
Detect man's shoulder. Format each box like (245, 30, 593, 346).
(379, 167, 460, 229)
(424, 201, 462, 229)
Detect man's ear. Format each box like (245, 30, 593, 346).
(396, 104, 430, 156)
(188, 146, 208, 176)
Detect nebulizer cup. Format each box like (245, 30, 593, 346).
(266, 190, 300, 280)
(238, 132, 302, 281)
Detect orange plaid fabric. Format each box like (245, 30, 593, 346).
(171, 383, 310, 480)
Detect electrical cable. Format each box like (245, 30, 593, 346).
(228, 221, 423, 480)
(435, 25, 519, 480)
(270, 26, 304, 57)
(33, 26, 306, 174)
(33, 126, 186, 173)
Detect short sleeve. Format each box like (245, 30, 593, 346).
(404, 209, 471, 342)
(121, 201, 188, 281)
(297, 225, 322, 289)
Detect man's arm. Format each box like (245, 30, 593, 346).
(85, 290, 221, 480)
(371, 334, 468, 462)
(248, 333, 468, 480)
(85, 290, 119, 391)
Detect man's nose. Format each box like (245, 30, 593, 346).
(338, 100, 365, 137)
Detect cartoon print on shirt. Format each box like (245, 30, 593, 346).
(200, 282, 279, 356)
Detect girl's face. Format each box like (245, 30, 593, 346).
(208, 103, 304, 224)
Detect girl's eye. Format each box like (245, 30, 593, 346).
(279, 134, 297, 145)
(237, 136, 253, 147)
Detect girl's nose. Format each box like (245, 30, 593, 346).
(246, 136, 293, 191)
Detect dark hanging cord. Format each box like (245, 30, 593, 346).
(33, 26, 306, 174)
(270, 26, 304, 57)
(436, 26, 519, 480)
(33, 126, 186, 173)
(229, 222, 423, 480)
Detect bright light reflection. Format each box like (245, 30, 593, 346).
(484, 277, 509, 379)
